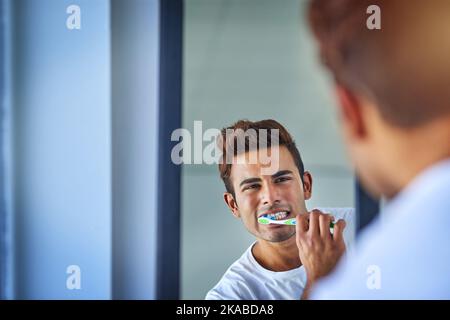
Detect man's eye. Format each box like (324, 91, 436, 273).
(243, 184, 259, 191)
(275, 177, 291, 183)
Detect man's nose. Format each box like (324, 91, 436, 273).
(260, 182, 280, 206)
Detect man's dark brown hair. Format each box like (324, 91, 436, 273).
(218, 119, 305, 198)
(308, 0, 450, 127)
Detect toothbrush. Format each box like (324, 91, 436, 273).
(258, 216, 335, 232)
(258, 217, 297, 225)
(258, 217, 296, 226)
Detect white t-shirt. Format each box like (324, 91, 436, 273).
(311, 159, 450, 299)
(205, 207, 355, 300)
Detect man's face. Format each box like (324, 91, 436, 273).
(225, 146, 311, 243)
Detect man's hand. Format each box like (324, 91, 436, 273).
(296, 209, 346, 299)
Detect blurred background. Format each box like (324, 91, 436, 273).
(0, 0, 357, 299)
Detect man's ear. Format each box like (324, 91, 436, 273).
(223, 192, 240, 218)
(302, 171, 313, 200)
(335, 85, 366, 138)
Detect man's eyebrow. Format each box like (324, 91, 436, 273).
(271, 170, 293, 179)
(239, 177, 262, 188)
(239, 171, 293, 187)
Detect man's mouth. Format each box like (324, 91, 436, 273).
(260, 211, 290, 221)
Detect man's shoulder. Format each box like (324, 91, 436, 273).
(313, 197, 450, 299)
(205, 245, 257, 300)
(316, 207, 355, 220)
(316, 207, 356, 248)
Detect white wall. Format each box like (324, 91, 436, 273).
(9, 0, 161, 299)
(12, 0, 112, 299)
(111, 0, 159, 299)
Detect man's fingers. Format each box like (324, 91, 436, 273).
(296, 214, 309, 234)
(319, 213, 332, 239)
(333, 219, 346, 243)
(296, 214, 309, 251)
(308, 210, 320, 237)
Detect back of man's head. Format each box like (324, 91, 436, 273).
(308, 0, 450, 128)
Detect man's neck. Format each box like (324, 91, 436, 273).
(381, 118, 450, 199)
(251, 236, 301, 272)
